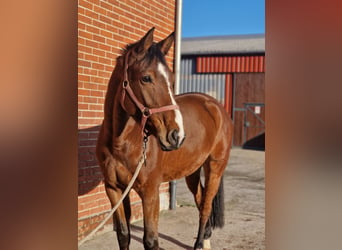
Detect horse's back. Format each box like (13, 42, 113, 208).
(176, 92, 233, 139)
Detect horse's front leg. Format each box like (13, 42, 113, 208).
(105, 184, 131, 250)
(140, 184, 160, 250)
(98, 146, 132, 250)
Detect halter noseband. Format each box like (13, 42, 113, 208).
(120, 52, 179, 135)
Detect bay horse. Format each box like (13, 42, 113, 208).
(96, 27, 233, 250)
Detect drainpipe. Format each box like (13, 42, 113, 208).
(174, 0, 182, 95)
(170, 0, 182, 210)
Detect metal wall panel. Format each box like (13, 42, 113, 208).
(179, 57, 226, 105)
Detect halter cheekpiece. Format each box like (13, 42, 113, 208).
(120, 51, 179, 135)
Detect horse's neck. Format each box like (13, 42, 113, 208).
(104, 64, 129, 136)
(104, 63, 141, 154)
(111, 111, 143, 165)
(112, 96, 141, 144)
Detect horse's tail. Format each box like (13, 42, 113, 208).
(210, 177, 225, 229)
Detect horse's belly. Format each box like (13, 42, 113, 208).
(161, 153, 209, 181)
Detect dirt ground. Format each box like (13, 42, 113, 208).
(79, 148, 265, 250)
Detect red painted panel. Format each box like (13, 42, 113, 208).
(259, 56, 264, 72)
(197, 57, 202, 73)
(210, 57, 215, 72)
(236, 56, 241, 72)
(254, 56, 259, 72)
(245, 56, 250, 72)
(224, 74, 233, 114)
(219, 57, 223, 72)
(223, 57, 227, 72)
(196, 55, 265, 73)
(250, 56, 255, 72)
(206, 57, 210, 72)
(214, 57, 219, 72)
(231, 57, 236, 72)
(228, 57, 232, 72)
(241, 57, 246, 72)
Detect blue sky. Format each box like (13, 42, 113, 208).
(182, 0, 265, 38)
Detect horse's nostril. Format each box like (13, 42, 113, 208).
(167, 129, 179, 148)
(171, 130, 178, 142)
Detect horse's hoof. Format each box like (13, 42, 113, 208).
(203, 239, 211, 250)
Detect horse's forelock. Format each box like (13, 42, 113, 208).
(147, 43, 167, 65)
(120, 42, 167, 69)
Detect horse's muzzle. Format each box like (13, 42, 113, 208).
(160, 129, 185, 151)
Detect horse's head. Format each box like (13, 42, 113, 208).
(120, 28, 185, 151)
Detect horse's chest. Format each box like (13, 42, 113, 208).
(117, 139, 143, 163)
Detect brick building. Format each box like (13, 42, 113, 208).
(78, 0, 176, 240)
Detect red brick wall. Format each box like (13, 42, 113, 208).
(78, 0, 176, 240)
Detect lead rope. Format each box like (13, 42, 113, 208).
(78, 138, 148, 247)
(143, 135, 148, 166)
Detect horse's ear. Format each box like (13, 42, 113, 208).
(158, 32, 175, 55)
(135, 27, 155, 55)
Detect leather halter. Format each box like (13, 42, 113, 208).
(120, 51, 179, 135)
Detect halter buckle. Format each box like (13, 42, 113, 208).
(123, 80, 129, 89)
(142, 108, 151, 117)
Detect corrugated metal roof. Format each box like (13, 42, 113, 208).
(181, 34, 265, 55)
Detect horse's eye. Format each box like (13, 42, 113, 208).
(141, 75, 152, 83)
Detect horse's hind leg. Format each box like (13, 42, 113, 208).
(185, 168, 203, 208)
(185, 168, 213, 248)
(193, 159, 226, 250)
(105, 185, 131, 250)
